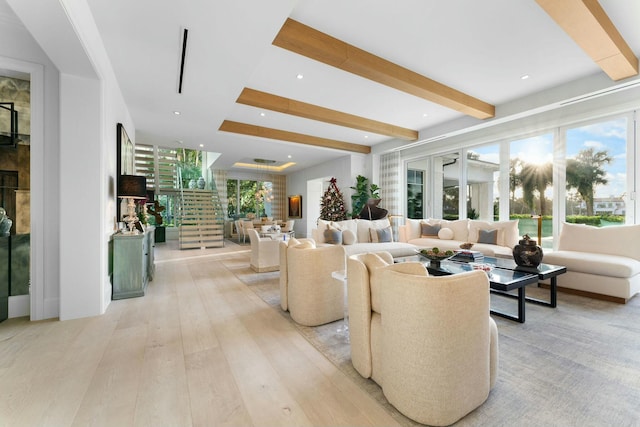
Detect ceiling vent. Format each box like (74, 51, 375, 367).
(177, 28, 189, 94)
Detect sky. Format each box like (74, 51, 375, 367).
(469, 116, 628, 201)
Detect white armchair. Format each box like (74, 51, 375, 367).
(347, 251, 499, 426)
(279, 238, 346, 326)
(247, 229, 280, 272)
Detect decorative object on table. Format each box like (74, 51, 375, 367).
(513, 234, 544, 267)
(319, 177, 347, 221)
(469, 262, 494, 274)
(197, 176, 205, 189)
(268, 224, 281, 233)
(0, 208, 12, 237)
(460, 242, 474, 250)
(188, 178, 197, 189)
(358, 198, 388, 220)
(417, 247, 454, 266)
(288, 195, 302, 218)
(452, 249, 485, 262)
(148, 200, 165, 225)
(117, 175, 148, 234)
(349, 175, 381, 219)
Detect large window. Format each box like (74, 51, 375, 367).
(564, 117, 628, 226)
(466, 145, 500, 221)
(508, 133, 554, 249)
(407, 112, 634, 251)
(433, 152, 460, 220)
(407, 168, 424, 219)
(226, 179, 273, 219)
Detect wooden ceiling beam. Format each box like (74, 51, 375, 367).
(219, 120, 371, 154)
(237, 88, 419, 141)
(272, 18, 495, 120)
(536, 0, 638, 81)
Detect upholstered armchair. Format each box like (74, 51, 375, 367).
(247, 229, 280, 272)
(347, 251, 499, 426)
(279, 238, 346, 326)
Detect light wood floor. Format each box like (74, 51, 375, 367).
(0, 241, 399, 427)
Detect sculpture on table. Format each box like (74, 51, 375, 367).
(358, 198, 388, 220)
(147, 200, 165, 225)
(0, 207, 12, 237)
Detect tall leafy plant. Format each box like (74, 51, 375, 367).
(349, 175, 380, 218)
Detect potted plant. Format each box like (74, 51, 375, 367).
(350, 175, 381, 218)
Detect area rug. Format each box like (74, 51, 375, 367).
(227, 255, 640, 427)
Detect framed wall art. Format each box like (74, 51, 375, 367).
(116, 122, 134, 177)
(288, 195, 302, 218)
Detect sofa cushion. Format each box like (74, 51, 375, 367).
(469, 219, 519, 248)
(406, 218, 423, 241)
(428, 218, 469, 242)
(543, 251, 640, 278)
(478, 229, 498, 245)
(342, 229, 357, 245)
(333, 219, 359, 242)
(357, 218, 391, 243)
(420, 223, 441, 237)
(371, 226, 393, 243)
(343, 242, 418, 258)
(438, 227, 454, 240)
(557, 222, 640, 261)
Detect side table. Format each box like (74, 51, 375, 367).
(331, 270, 349, 340)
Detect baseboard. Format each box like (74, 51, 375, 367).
(8, 295, 30, 318)
(539, 283, 627, 304)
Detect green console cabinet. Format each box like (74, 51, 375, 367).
(110, 227, 155, 299)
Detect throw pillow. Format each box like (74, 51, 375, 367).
(438, 227, 454, 240)
(478, 229, 498, 245)
(376, 226, 393, 243)
(420, 222, 441, 237)
(369, 226, 393, 243)
(324, 227, 343, 244)
(342, 229, 357, 245)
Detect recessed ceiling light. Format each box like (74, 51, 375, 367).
(173, 111, 181, 115)
(287, 155, 292, 159)
(364, 135, 369, 139)
(521, 74, 530, 80)
(296, 73, 304, 79)
(423, 113, 429, 117)
(260, 112, 266, 117)
(199, 144, 204, 147)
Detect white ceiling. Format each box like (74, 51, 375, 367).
(78, 0, 640, 173)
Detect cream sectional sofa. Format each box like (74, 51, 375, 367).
(542, 222, 640, 303)
(398, 218, 520, 257)
(311, 218, 418, 258)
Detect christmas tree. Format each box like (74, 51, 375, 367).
(320, 177, 347, 221)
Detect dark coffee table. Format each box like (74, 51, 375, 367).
(394, 254, 566, 323)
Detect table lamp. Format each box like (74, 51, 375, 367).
(118, 175, 147, 234)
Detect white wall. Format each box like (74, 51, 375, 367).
(287, 154, 366, 237)
(0, 1, 61, 320)
(6, 0, 134, 320)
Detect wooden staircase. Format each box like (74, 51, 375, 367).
(178, 189, 225, 249)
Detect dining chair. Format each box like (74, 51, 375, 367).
(241, 220, 254, 243)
